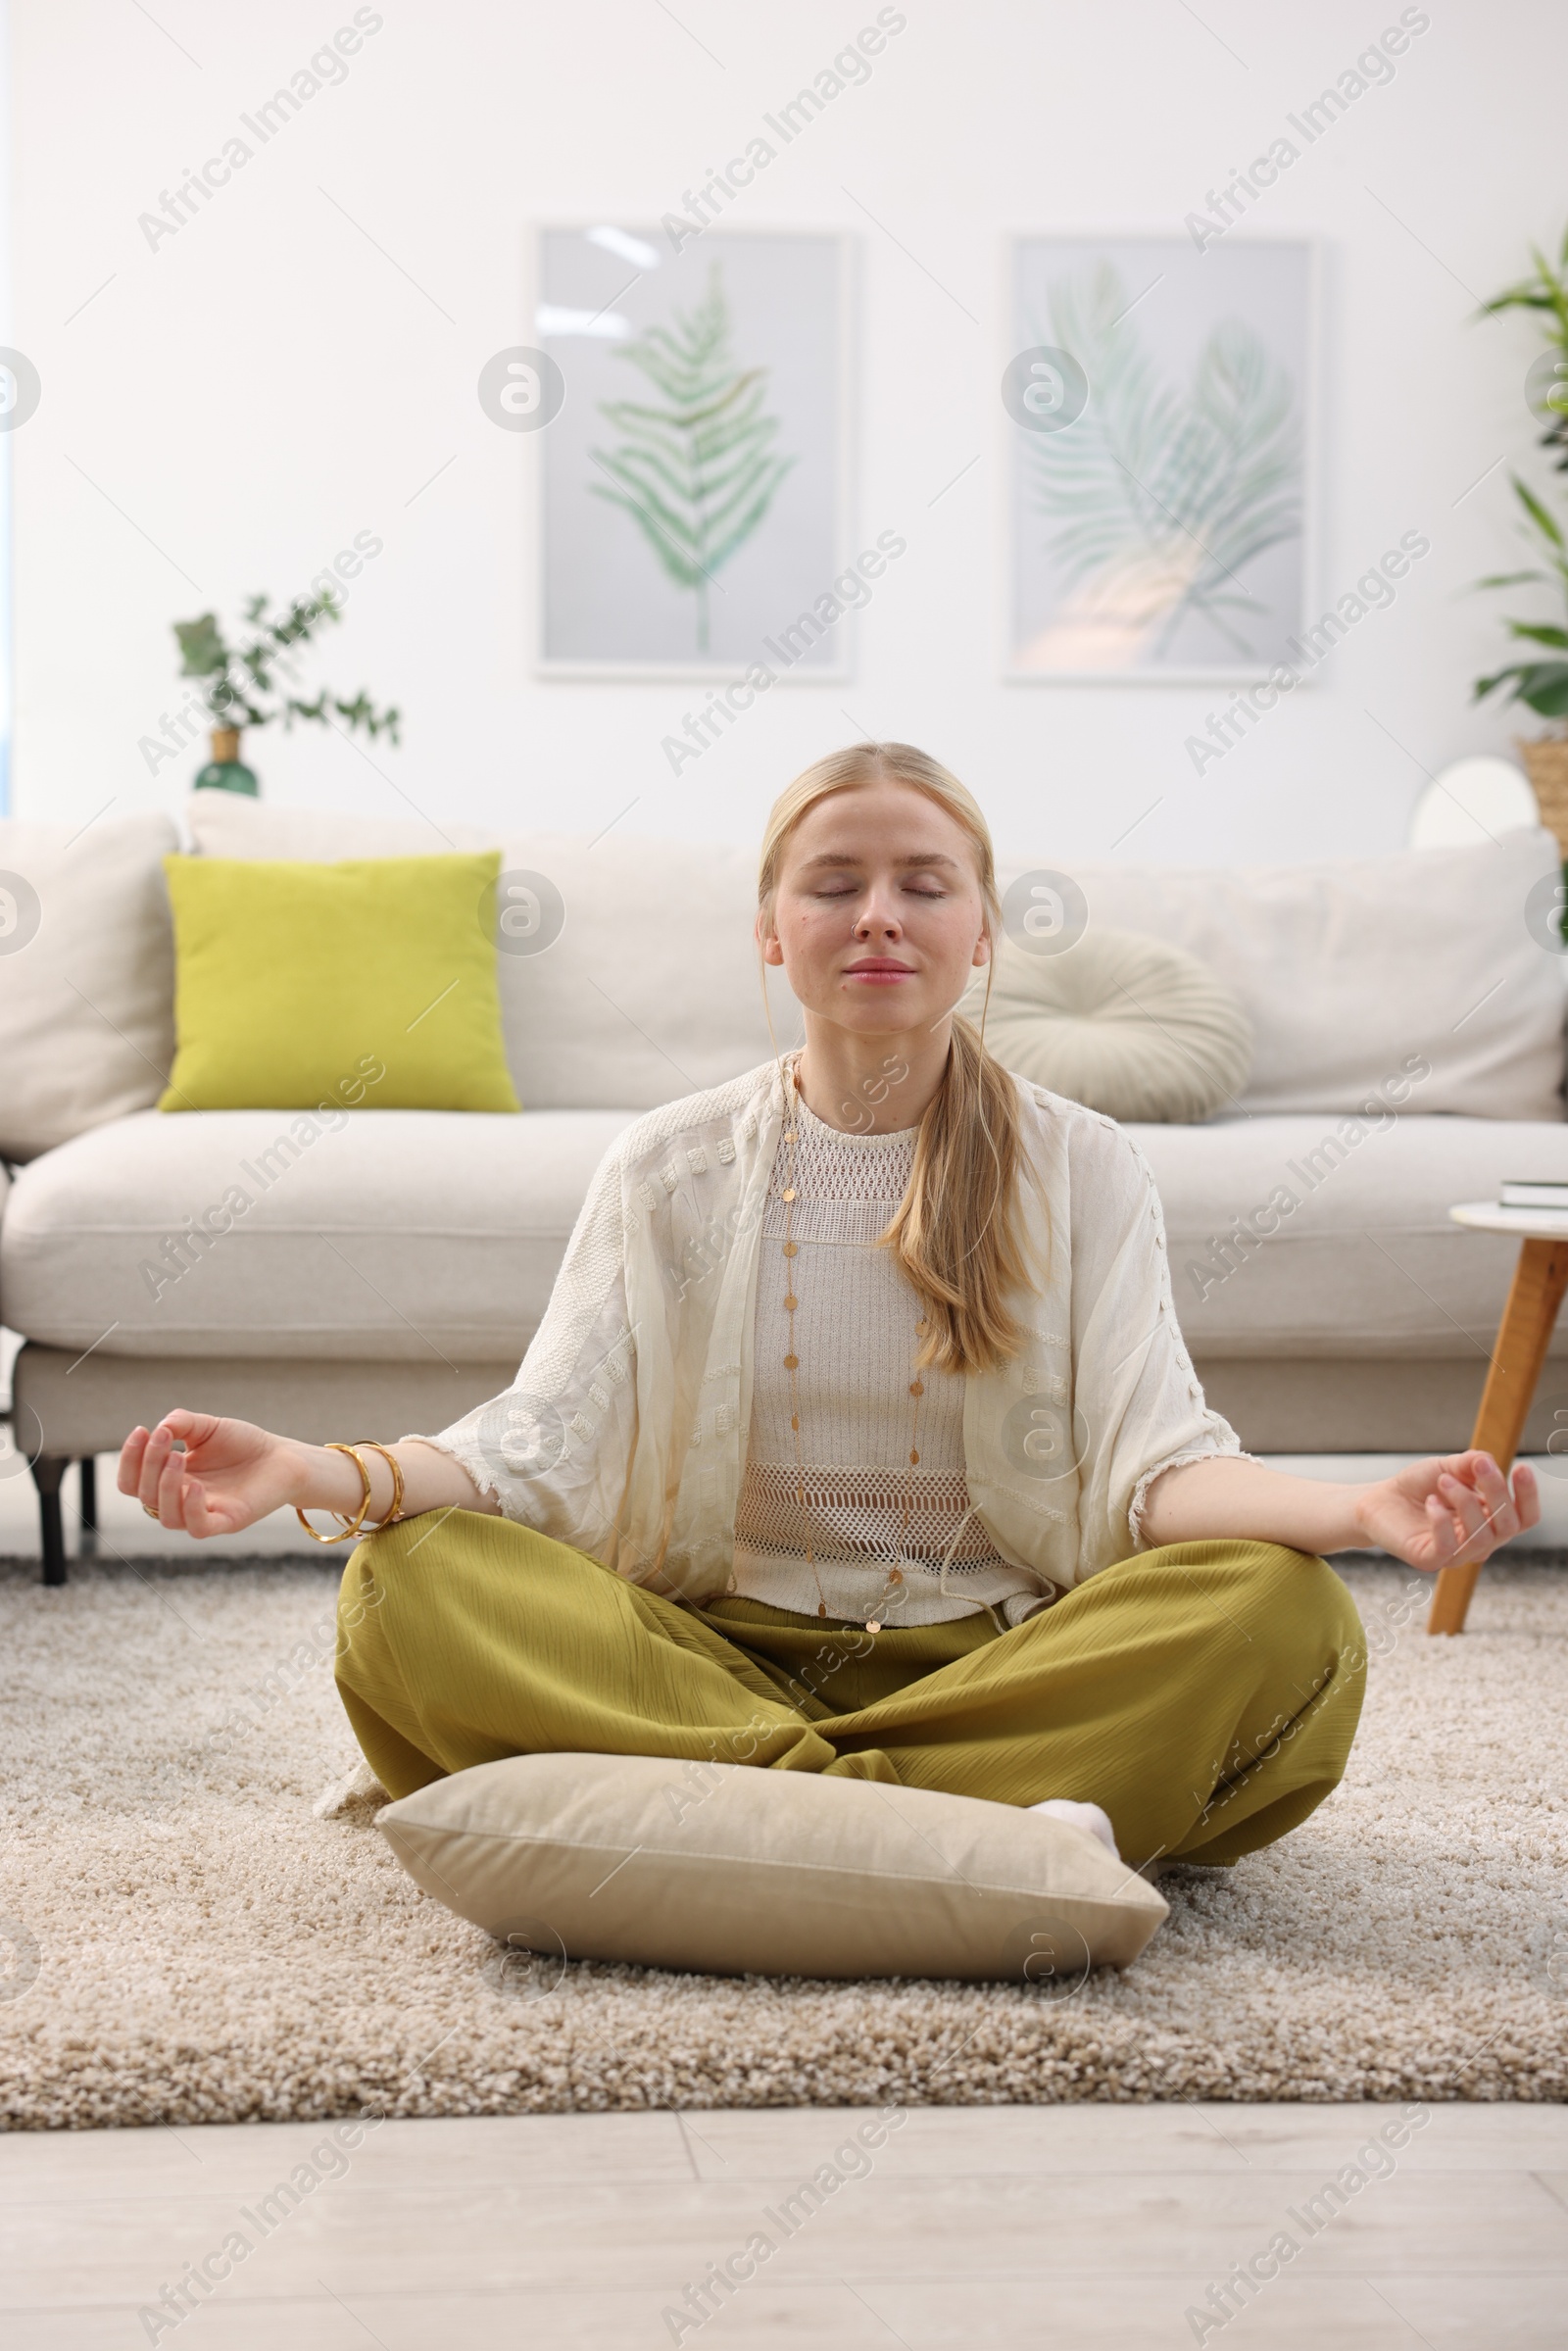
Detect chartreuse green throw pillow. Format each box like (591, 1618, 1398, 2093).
(160, 853, 519, 1112)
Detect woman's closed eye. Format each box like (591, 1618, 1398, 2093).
(812, 879, 950, 902)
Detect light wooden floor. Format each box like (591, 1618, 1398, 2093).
(1, 2104, 1564, 2348)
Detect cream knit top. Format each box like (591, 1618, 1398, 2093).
(730, 1092, 1047, 1627)
(416, 1057, 1244, 1604)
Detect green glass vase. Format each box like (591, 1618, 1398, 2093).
(193, 727, 259, 796)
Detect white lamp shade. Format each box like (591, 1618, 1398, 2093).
(1408, 756, 1540, 848)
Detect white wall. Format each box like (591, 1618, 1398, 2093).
(8, 0, 1567, 863)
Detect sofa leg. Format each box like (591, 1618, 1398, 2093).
(33, 1455, 69, 1587)
(78, 1455, 99, 1552)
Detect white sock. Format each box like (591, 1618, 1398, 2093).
(1029, 1797, 1119, 1858)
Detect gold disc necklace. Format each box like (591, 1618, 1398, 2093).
(779, 1053, 928, 1631)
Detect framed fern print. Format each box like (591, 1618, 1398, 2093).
(1006, 237, 1316, 681)
(536, 227, 850, 677)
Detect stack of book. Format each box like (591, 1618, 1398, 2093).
(1498, 1179, 1568, 1215)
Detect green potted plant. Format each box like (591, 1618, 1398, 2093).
(1473, 475, 1568, 849)
(1474, 230, 1568, 849)
(1483, 222, 1568, 471)
(173, 591, 401, 795)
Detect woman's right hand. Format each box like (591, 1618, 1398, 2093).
(118, 1411, 314, 1539)
(118, 1412, 494, 1538)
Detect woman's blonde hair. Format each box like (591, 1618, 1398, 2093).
(757, 741, 1042, 1380)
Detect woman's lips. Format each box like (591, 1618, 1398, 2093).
(843, 962, 915, 985)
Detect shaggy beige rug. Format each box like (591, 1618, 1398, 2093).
(0, 1553, 1563, 2128)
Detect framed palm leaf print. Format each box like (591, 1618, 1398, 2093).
(1006, 236, 1316, 681)
(535, 227, 850, 678)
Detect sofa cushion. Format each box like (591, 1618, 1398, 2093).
(11, 1102, 1561, 1376)
(192, 798, 1567, 1123)
(0, 1106, 635, 1360)
(1135, 1112, 1568, 1357)
(160, 851, 519, 1112)
(0, 810, 178, 1159)
(964, 928, 1252, 1121)
(999, 829, 1567, 1121)
(183, 794, 795, 1110)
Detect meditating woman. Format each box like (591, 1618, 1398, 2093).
(117, 743, 1537, 1869)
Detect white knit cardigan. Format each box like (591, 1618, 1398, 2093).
(417, 1057, 1242, 1606)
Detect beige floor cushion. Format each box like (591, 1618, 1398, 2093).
(377, 1751, 1168, 1984)
(966, 928, 1252, 1123)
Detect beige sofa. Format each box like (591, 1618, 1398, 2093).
(2, 795, 1565, 1582)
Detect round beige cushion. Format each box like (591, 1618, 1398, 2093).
(965, 927, 1253, 1123)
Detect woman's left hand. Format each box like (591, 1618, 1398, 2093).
(1351, 1450, 1539, 1572)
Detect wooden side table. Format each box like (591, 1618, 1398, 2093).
(1427, 1200, 1568, 1636)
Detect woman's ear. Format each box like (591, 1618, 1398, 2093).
(972, 926, 993, 970)
(756, 910, 784, 969)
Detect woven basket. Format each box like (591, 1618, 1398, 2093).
(1520, 734, 1568, 857)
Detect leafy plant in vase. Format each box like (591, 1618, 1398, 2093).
(1474, 228, 1568, 849)
(172, 591, 401, 795)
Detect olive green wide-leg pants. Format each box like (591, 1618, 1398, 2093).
(333, 1515, 1366, 1868)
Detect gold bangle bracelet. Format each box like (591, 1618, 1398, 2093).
(352, 1439, 406, 1527)
(295, 1442, 374, 1545)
